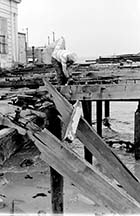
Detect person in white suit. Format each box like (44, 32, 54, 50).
(51, 37, 76, 85)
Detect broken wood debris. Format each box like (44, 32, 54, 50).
(0, 93, 138, 213)
(43, 79, 140, 205)
(63, 100, 83, 142)
(1, 71, 140, 213)
(0, 77, 44, 89)
(28, 129, 140, 213)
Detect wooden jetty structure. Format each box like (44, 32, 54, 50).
(1, 64, 140, 213)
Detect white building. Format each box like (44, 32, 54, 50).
(18, 32, 27, 64)
(0, 0, 21, 68)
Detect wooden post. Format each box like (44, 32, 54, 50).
(105, 100, 110, 118)
(134, 101, 140, 160)
(96, 100, 102, 137)
(11, 200, 14, 215)
(47, 105, 64, 213)
(82, 101, 92, 164)
(104, 100, 110, 127)
(50, 167, 63, 213)
(32, 46, 35, 64)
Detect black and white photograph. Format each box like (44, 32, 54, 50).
(0, 0, 140, 215)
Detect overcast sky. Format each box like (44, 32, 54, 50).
(18, 0, 140, 58)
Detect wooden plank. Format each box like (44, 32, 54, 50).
(63, 100, 83, 142)
(0, 77, 43, 89)
(0, 114, 26, 135)
(27, 129, 140, 214)
(2, 81, 140, 101)
(43, 79, 140, 204)
(59, 83, 140, 101)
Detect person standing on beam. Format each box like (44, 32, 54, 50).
(51, 36, 77, 85)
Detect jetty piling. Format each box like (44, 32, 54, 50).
(134, 101, 140, 160)
(82, 101, 92, 164)
(50, 167, 63, 213)
(96, 100, 103, 137)
(105, 100, 110, 119)
(44, 102, 64, 214)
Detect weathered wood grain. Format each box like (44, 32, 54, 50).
(63, 100, 83, 141)
(27, 129, 140, 214)
(43, 78, 140, 204)
(59, 82, 140, 101)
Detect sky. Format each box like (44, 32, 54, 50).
(18, 0, 140, 58)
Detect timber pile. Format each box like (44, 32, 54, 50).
(0, 77, 44, 89)
(0, 89, 54, 165)
(1, 63, 140, 89)
(0, 63, 131, 88)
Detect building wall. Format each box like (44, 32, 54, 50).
(18, 32, 27, 64)
(41, 46, 54, 64)
(27, 45, 54, 64)
(0, 0, 21, 68)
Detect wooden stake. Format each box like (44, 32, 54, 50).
(82, 101, 92, 164)
(96, 100, 102, 137)
(11, 200, 14, 215)
(134, 101, 140, 160)
(105, 100, 110, 118)
(47, 104, 64, 214)
(50, 167, 63, 213)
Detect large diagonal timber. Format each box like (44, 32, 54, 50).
(0, 106, 140, 212)
(27, 129, 140, 214)
(0, 112, 140, 212)
(43, 78, 140, 204)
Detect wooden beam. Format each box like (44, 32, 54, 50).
(63, 100, 83, 142)
(43, 79, 140, 204)
(2, 81, 140, 101)
(96, 101, 102, 137)
(105, 100, 110, 118)
(45, 102, 64, 214)
(82, 101, 92, 164)
(27, 129, 140, 214)
(82, 101, 92, 125)
(134, 101, 140, 160)
(59, 83, 140, 101)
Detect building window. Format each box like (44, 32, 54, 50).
(0, 17, 8, 54)
(0, 35, 7, 54)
